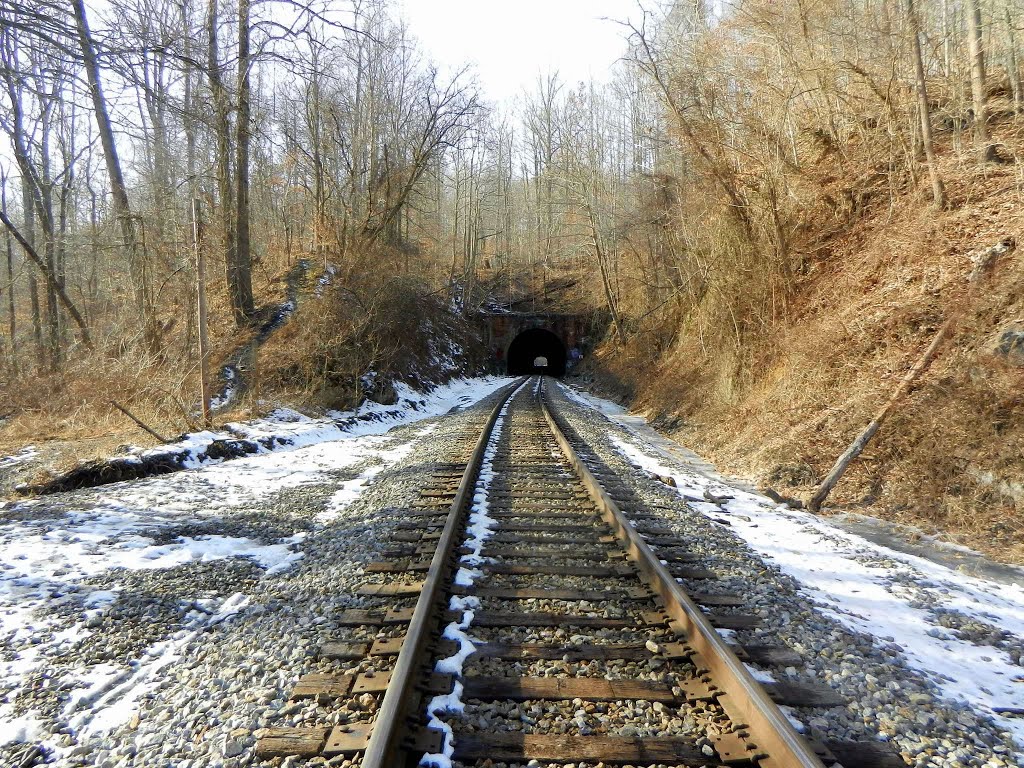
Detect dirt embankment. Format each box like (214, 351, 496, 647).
(587, 112, 1024, 564)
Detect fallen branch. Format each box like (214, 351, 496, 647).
(807, 316, 955, 513)
(109, 400, 170, 444)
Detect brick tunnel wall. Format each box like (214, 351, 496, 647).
(481, 313, 588, 374)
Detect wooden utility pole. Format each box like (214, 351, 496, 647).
(193, 198, 211, 427)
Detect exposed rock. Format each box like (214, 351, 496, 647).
(969, 237, 1015, 282)
(992, 321, 1024, 366)
(967, 465, 1024, 507)
(367, 379, 398, 406)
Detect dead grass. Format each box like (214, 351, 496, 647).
(0, 229, 484, 489)
(0, 252, 302, 479)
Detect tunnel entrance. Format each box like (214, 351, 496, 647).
(507, 328, 567, 376)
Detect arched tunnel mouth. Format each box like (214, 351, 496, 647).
(506, 328, 567, 377)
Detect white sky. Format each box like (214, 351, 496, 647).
(397, 0, 644, 106)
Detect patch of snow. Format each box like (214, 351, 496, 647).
(745, 664, 777, 683)
(319, 429, 430, 523)
(67, 593, 251, 737)
(558, 383, 625, 416)
(209, 366, 238, 411)
(0, 504, 300, 745)
(0, 711, 46, 746)
(0, 446, 38, 469)
(779, 705, 807, 733)
(153, 376, 516, 479)
(434, 596, 481, 677)
(453, 566, 482, 587)
(314, 264, 337, 297)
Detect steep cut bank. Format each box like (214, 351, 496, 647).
(586, 109, 1024, 564)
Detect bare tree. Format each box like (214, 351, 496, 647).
(907, 0, 946, 207)
(1005, 2, 1022, 114)
(72, 0, 160, 351)
(233, 0, 256, 325)
(965, 0, 995, 160)
(0, 18, 67, 367)
(0, 170, 14, 370)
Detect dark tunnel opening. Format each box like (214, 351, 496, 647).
(506, 328, 567, 377)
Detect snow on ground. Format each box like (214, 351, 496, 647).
(0, 447, 39, 469)
(167, 375, 513, 471)
(107, 377, 510, 511)
(558, 382, 1024, 749)
(209, 366, 238, 411)
(318, 426, 437, 522)
(0, 376, 514, 750)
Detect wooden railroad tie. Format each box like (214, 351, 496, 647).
(257, 727, 905, 766)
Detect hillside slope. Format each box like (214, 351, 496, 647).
(588, 109, 1024, 563)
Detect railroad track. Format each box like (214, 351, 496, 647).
(256, 377, 902, 768)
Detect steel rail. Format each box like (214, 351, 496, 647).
(539, 380, 828, 768)
(360, 377, 528, 768)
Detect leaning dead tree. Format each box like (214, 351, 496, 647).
(0, 206, 91, 347)
(72, 0, 161, 352)
(808, 318, 955, 513)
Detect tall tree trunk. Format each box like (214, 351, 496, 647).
(0, 176, 10, 369)
(28, 274, 41, 365)
(4, 217, 13, 372)
(182, 0, 198, 197)
(908, 0, 947, 207)
(585, 202, 625, 344)
(233, 0, 255, 326)
(942, 0, 953, 76)
(39, 100, 59, 369)
(1007, 3, 1023, 114)
(21, 179, 43, 365)
(3, 47, 47, 366)
(207, 0, 237, 326)
(57, 173, 72, 347)
(966, 0, 995, 159)
(71, 0, 159, 351)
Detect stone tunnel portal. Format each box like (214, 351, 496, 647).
(506, 328, 567, 377)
